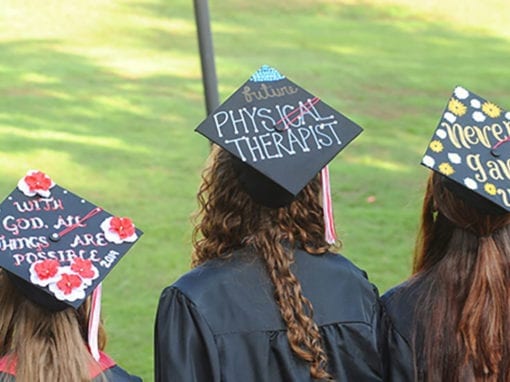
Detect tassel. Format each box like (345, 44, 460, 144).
(321, 166, 337, 244)
(88, 283, 102, 361)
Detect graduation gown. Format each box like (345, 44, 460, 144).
(381, 281, 422, 382)
(0, 351, 142, 382)
(155, 248, 383, 382)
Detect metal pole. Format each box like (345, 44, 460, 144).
(193, 0, 220, 115)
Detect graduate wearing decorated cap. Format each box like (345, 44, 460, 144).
(0, 170, 143, 382)
(155, 66, 384, 381)
(382, 87, 510, 381)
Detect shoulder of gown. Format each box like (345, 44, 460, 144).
(155, 286, 220, 382)
(94, 364, 143, 382)
(155, 249, 385, 381)
(381, 280, 422, 382)
(171, 249, 381, 330)
(91, 352, 142, 382)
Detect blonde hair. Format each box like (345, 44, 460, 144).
(0, 270, 107, 382)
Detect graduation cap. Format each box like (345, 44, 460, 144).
(195, 65, 363, 209)
(421, 86, 510, 213)
(0, 170, 143, 310)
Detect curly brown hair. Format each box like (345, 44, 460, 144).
(412, 172, 510, 381)
(192, 145, 339, 380)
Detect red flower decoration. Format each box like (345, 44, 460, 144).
(109, 217, 136, 239)
(24, 171, 53, 192)
(34, 259, 60, 280)
(70, 258, 95, 279)
(56, 273, 83, 295)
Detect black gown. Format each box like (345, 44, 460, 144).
(155, 248, 384, 382)
(381, 281, 422, 382)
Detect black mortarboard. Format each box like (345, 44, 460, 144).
(422, 86, 510, 213)
(0, 170, 143, 310)
(195, 65, 363, 207)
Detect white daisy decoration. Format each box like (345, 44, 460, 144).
(443, 112, 457, 124)
(422, 155, 435, 168)
(454, 87, 469, 100)
(448, 153, 462, 164)
(505, 112, 510, 120)
(470, 99, 481, 108)
(472, 111, 486, 122)
(464, 178, 478, 190)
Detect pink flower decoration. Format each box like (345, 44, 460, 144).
(30, 259, 62, 287)
(110, 217, 135, 239)
(30, 260, 97, 303)
(70, 258, 99, 286)
(71, 258, 95, 278)
(55, 273, 83, 295)
(100, 216, 138, 244)
(18, 170, 55, 197)
(34, 259, 59, 280)
(47, 266, 88, 302)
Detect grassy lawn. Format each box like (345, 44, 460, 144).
(1, 0, 509, 379)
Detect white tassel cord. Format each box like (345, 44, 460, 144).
(88, 283, 102, 362)
(321, 166, 337, 244)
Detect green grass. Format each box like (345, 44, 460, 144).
(1, 0, 510, 380)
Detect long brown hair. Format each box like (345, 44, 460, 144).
(412, 172, 510, 381)
(0, 270, 107, 382)
(192, 145, 336, 380)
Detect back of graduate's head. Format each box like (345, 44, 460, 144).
(0, 170, 141, 382)
(192, 145, 334, 380)
(410, 86, 510, 380)
(191, 65, 366, 380)
(414, 172, 510, 273)
(192, 145, 332, 265)
(415, 86, 510, 276)
(0, 270, 107, 382)
(191, 67, 362, 262)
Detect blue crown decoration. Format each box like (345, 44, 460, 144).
(249, 65, 285, 82)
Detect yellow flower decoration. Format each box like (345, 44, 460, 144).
(429, 140, 443, 153)
(482, 102, 501, 118)
(448, 98, 467, 116)
(484, 183, 497, 196)
(438, 162, 454, 176)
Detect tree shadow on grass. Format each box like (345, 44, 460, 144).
(0, 38, 206, 184)
(0, 36, 209, 379)
(127, 0, 510, 165)
(2, 1, 510, 376)
(124, 0, 510, 291)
